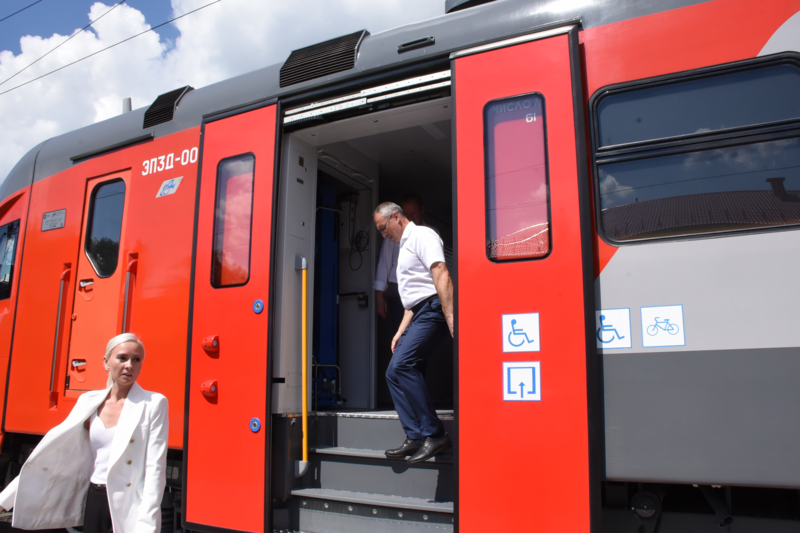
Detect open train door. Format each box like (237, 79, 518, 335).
(453, 26, 598, 531)
(184, 103, 278, 533)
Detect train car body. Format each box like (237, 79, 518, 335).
(1, 0, 799, 531)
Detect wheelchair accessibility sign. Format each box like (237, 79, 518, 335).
(502, 313, 540, 353)
(595, 309, 631, 349)
(156, 176, 183, 198)
(502, 361, 541, 401)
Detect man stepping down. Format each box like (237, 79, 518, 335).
(373, 202, 454, 464)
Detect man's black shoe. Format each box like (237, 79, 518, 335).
(407, 434, 451, 464)
(385, 438, 422, 459)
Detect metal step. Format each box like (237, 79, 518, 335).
(302, 410, 454, 450)
(311, 446, 454, 464)
(291, 488, 454, 513)
(290, 490, 454, 533)
(306, 449, 454, 501)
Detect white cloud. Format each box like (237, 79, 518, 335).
(683, 137, 800, 170)
(0, 0, 443, 182)
(598, 169, 634, 207)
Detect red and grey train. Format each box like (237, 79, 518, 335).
(0, 0, 799, 531)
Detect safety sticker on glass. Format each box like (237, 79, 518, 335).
(595, 308, 632, 349)
(641, 305, 685, 348)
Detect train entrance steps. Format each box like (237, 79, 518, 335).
(274, 410, 455, 532)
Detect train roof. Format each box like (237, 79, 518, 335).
(0, 0, 705, 201)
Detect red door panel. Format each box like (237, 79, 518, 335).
(67, 172, 130, 391)
(185, 105, 276, 533)
(455, 32, 592, 532)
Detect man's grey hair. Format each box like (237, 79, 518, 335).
(373, 202, 404, 219)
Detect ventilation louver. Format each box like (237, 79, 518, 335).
(280, 30, 368, 88)
(143, 86, 193, 129)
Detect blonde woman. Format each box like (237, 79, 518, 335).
(0, 333, 168, 532)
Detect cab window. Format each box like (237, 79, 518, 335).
(0, 219, 20, 300)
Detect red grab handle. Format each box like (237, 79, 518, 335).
(203, 335, 219, 352)
(201, 380, 218, 398)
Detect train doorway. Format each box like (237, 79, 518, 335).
(270, 94, 456, 530)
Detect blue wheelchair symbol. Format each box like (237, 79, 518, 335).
(507, 319, 535, 347)
(596, 314, 626, 343)
(159, 179, 176, 197)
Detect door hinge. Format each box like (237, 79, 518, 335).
(65, 375, 70, 389)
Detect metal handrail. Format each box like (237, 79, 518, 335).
(122, 258, 138, 332)
(49, 267, 71, 392)
(295, 254, 309, 478)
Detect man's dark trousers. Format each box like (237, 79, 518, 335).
(386, 296, 449, 440)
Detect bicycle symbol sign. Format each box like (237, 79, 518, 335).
(646, 317, 679, 336)
(641, 305, 685, 348)
(594, 309, 631, 349)
(502, 313, 540, 353)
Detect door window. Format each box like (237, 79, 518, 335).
(211, 153, 255, 287)
(484, 93, 551, 261)
(85, 180, 125, 277)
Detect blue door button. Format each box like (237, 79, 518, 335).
(250, 417, 261, 433)
(253, 299, 264, 314)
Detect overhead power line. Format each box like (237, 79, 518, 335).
(0, 0, 44, 24)
(0, 1, 127, 88)
(0, 0, 223, 97)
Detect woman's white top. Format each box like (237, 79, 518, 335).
(89, 411, 117, 484)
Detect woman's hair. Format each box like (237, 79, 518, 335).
(104, 333, 146, 388)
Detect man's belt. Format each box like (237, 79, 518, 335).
(410, 294, 438, 315)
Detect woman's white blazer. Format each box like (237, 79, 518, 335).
(0, 383, 168, 532)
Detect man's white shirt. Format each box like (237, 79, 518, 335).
(397, 221, 446, 309)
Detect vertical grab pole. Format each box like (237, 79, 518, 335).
(295, 254, 310, 478)
(50, 267, 71, 392)
(122, 257, 138, 333)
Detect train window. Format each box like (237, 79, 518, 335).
(597, 63, 800, 147)
(211, 153, 255, 287)
(0, 220, 20, 300)
(85, 180, 125, 277)
(484, 93, 550, 261)
(598, 137, 800, 241)
(593, 56, 800, 243)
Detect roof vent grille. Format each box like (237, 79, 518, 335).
(143, 85, 193, 129)
(280, 30, 368, 88)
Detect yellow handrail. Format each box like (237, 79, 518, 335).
(301, 267, 308, 464)
(295, 254, 309, 478)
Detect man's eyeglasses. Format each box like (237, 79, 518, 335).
(378, 213, 393, 233)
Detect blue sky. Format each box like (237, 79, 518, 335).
(0, 0, 180, 54)
(0, 0, 444, 181)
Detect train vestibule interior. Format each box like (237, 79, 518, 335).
(272, 96, 454, 417)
